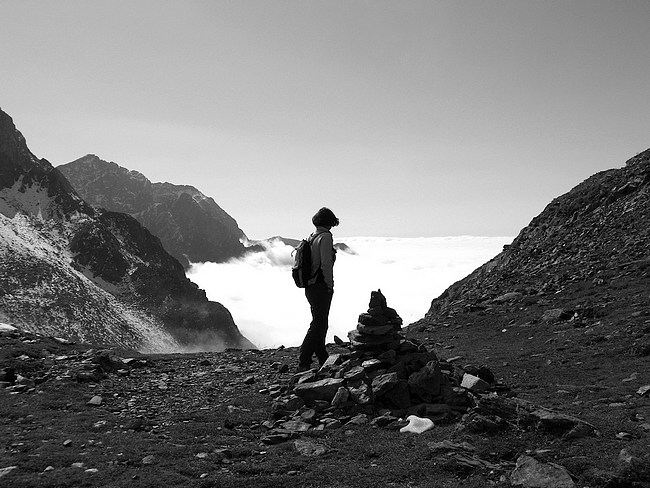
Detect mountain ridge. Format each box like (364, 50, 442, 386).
(418, 147, 650, 323)
(0, 108, 254, 352)
(58, 155, 247, 268)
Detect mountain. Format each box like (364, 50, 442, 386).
(419, 148, 650, 323)
(58, 155, 247, 268)
(0, 108, 254, 352)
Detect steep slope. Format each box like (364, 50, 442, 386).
(0, 108, 254, 351)
(419, 148, 650, 322)
(58, 155, 247, 268)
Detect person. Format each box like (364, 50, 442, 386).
(298, 207, 339, 372)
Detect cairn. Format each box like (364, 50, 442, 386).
(260, 290, 504, 444)
(347, 289, 403, 356)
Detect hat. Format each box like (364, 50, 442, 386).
(312, 207, 339, 227)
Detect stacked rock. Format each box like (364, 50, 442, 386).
(347, 290, 404, 357)
(259, 290, 508, 444)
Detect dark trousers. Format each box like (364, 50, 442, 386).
(299, 283, 333, 367)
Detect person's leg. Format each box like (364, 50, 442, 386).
(314, 289, 333, 364)
(299, 283, 332, 367)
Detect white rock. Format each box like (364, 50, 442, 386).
(87, 395, 102, 406)
(0, 466, 17, 478)
(399, 415, 434, 434)
(636, 385, 650, 397)
(461, 373, 490, 392)
(0, 323, 17, 332)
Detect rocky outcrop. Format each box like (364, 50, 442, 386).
(0, 108, 254, 351)
(419, 148, 650, 322)
(58, 155, 247, 268)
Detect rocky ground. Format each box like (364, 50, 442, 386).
(2, 274, 649, 488)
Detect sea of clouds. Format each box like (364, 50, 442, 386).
(187, 236, 512, 350)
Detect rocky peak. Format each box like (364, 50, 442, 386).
(0, 110, 91, 219)
(58, 157, 247, 268)
(421, 148, 650, 320)
(0, 108, 254, 351)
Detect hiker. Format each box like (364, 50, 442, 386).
(298, 207, 339, 372)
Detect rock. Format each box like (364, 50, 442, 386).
(637, 385, 650, 397)
(299, 409, 317, 424)
(293, 378, 344, 403)
(94, 351, 125, 372)
(382, 380, 411, 409)
(343, 366, 365, 382)
(0, 466, 17, 478)
(243, 376, 255, 385)
(294, 439, 328, 457)
(510, 455, 574, 488)
(261, 432, 292, 444)
(460, 373, 490, 393)
(408, 361, 442, 402)
(619, 448, 634, 464)
(319, 354, 342, 372)
(0, 323, 17, 332)
(428, 440, 476, 453)
(87, 395, 102, 406)
(331, 387, 349, 408)
(461, 413, 505, 434)
(281, 420, 311, 432)
(408, 403, 452, 417)
(530, 408, 594, 435)
(541, 309, 572, 322)
(348, 382, 372, 404)
(493, 292, 523, 302)
(323, 418, 342, 429)
(399, 415, 434, 434)
(347, 414, 369, 425)
(361, 359, 383, 370)
(357, 323, 395, 336)
(285, 395, 305, 410)
(141, 455, 156, 465)
(370, 414, 399, 428)
(563, 422, 594, 440)
(63, 439, 72, 447)
(371, 372, 400, 399)
(0, 368, 16, 384)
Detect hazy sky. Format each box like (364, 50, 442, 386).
(2, 1, 649, 238)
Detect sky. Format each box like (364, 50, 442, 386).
(188, 236, 510, 348)
(2, 1, 650, 239)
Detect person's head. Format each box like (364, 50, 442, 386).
(312, 207, 339, 229)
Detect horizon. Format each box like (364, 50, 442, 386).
(189, 235, 512, 349)
(3, 1, 650, 239)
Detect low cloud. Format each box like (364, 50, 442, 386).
(187, 236, 511, 350)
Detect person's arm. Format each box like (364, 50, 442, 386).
(319, 232, 334, 291)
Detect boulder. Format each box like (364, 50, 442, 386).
(510, 455, 575, 488)
(408, 361, 442, 402)
(293, 378, 344, 403)
(372, 372, 400, 399)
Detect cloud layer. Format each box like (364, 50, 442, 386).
(187, 236, 511, 350)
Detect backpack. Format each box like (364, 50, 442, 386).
(291, 231, 327, 288)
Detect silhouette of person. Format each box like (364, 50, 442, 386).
(298, 207, 339, 371)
